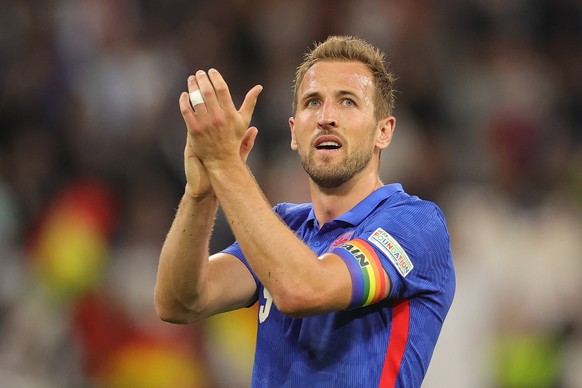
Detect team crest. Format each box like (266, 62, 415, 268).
(327, 231, 355, 252)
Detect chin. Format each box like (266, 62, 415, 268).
(309, 170, 352, 189)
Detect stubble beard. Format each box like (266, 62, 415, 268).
(299, 143, 374, 189)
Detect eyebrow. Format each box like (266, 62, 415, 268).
(300, 90, 359, 103)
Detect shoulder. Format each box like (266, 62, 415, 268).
(374, 190, 449, 235)
(363, 192, 455, 303)
(363, 191, 452, 278)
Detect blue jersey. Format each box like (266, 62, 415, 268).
(222, 184, 455, 387)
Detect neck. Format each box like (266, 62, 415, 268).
(310, 170, 383, 225)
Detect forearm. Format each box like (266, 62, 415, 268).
(178, 67, 349, 315)
(154, 192, 218, 323)
(206, 161, 346, 315)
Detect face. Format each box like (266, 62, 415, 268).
(289, 61, 394, 188)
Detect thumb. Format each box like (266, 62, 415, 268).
(240, 126, 259, 162)
(239, 85, 263, 124)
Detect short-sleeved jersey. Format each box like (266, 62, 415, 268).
(222, 184, 455, 387)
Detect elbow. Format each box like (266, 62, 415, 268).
(271, 276, 350, 318)
(154, 294, 185, 324)
(153, 287, 200, 324)
(154, 301, 185, 324)
(273, 287, 327, 318)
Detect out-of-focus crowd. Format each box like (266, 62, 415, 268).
(0, 0, 581, 387)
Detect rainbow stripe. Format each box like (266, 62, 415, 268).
(332, 238, 387, 308)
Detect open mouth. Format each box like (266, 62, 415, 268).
(316, 141, 341, 150)
(314, 135, 343, 151)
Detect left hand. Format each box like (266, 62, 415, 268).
(178, 69, 263, 171)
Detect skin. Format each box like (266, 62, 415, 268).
(290, 61, 395, 220)
(154, 61, 396, 323)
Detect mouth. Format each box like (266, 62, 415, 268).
(316, 141, 341, 150)
(314, 135, 343, 151)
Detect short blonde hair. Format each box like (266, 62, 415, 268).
(292, 35, 396, 118)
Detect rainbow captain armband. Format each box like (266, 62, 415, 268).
(332, 238, 387, 309)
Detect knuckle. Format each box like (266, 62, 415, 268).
(214, 84, 228, 94)
(186, 121, 201, 134)
(210, 115, 224, 127)
(201, 89, 213, 100)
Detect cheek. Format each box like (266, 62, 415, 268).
(294, 132, 310, 152)
(353, 122, 379, 150)
(291, 117, 312, 143)
(294, 112, 312, 128)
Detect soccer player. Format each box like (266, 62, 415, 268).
(155, 35, 455, 387)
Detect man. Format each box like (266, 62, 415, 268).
(155, 35, 455, 387)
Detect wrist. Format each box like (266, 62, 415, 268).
(203, 155, 247, 176)
(184, 185, 217, 201)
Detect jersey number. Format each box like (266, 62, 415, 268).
(258, 288, 273, 323)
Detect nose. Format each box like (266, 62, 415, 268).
(317, 100, 338, 129)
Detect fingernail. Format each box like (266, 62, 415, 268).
(196, 70, 205, 76)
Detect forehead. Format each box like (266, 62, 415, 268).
(299, 61, 374, 97)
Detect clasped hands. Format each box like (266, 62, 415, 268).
(179, 69, 263, 197)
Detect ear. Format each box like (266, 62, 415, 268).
(289, 117, 298, 151)
(376, 116, 396, 150)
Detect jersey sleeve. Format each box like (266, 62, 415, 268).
(222, 240, 259, 287)
(355, 201, 455, 305)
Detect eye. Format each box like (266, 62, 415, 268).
(343, 98, 356, 107)
(307, 99, 320, 108)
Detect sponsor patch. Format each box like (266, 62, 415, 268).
(368, 228, 413, 277)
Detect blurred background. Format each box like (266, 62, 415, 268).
(0, 0, 581, 387)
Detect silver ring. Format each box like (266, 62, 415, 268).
(189, 90, 204, 107)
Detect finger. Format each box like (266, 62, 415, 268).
(195, 70, 221, 113)
(187, 74, 208, 115)
(180, 91, 205, 139)
(189, 90, 204, 109)
(239, 85, 263, 124)
(240, 126, 259, 161)
(179, 91, 196, 123)
(207, 68, 236, 111)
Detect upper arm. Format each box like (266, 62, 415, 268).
(204, 252, 258, 317)
(324, 238, 391, 310)
(275, 249, 390, 317)
(363, 206, 455, 304)
(155, 251, 256, 324)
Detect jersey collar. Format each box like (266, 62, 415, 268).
(307, 183, 403, 228)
